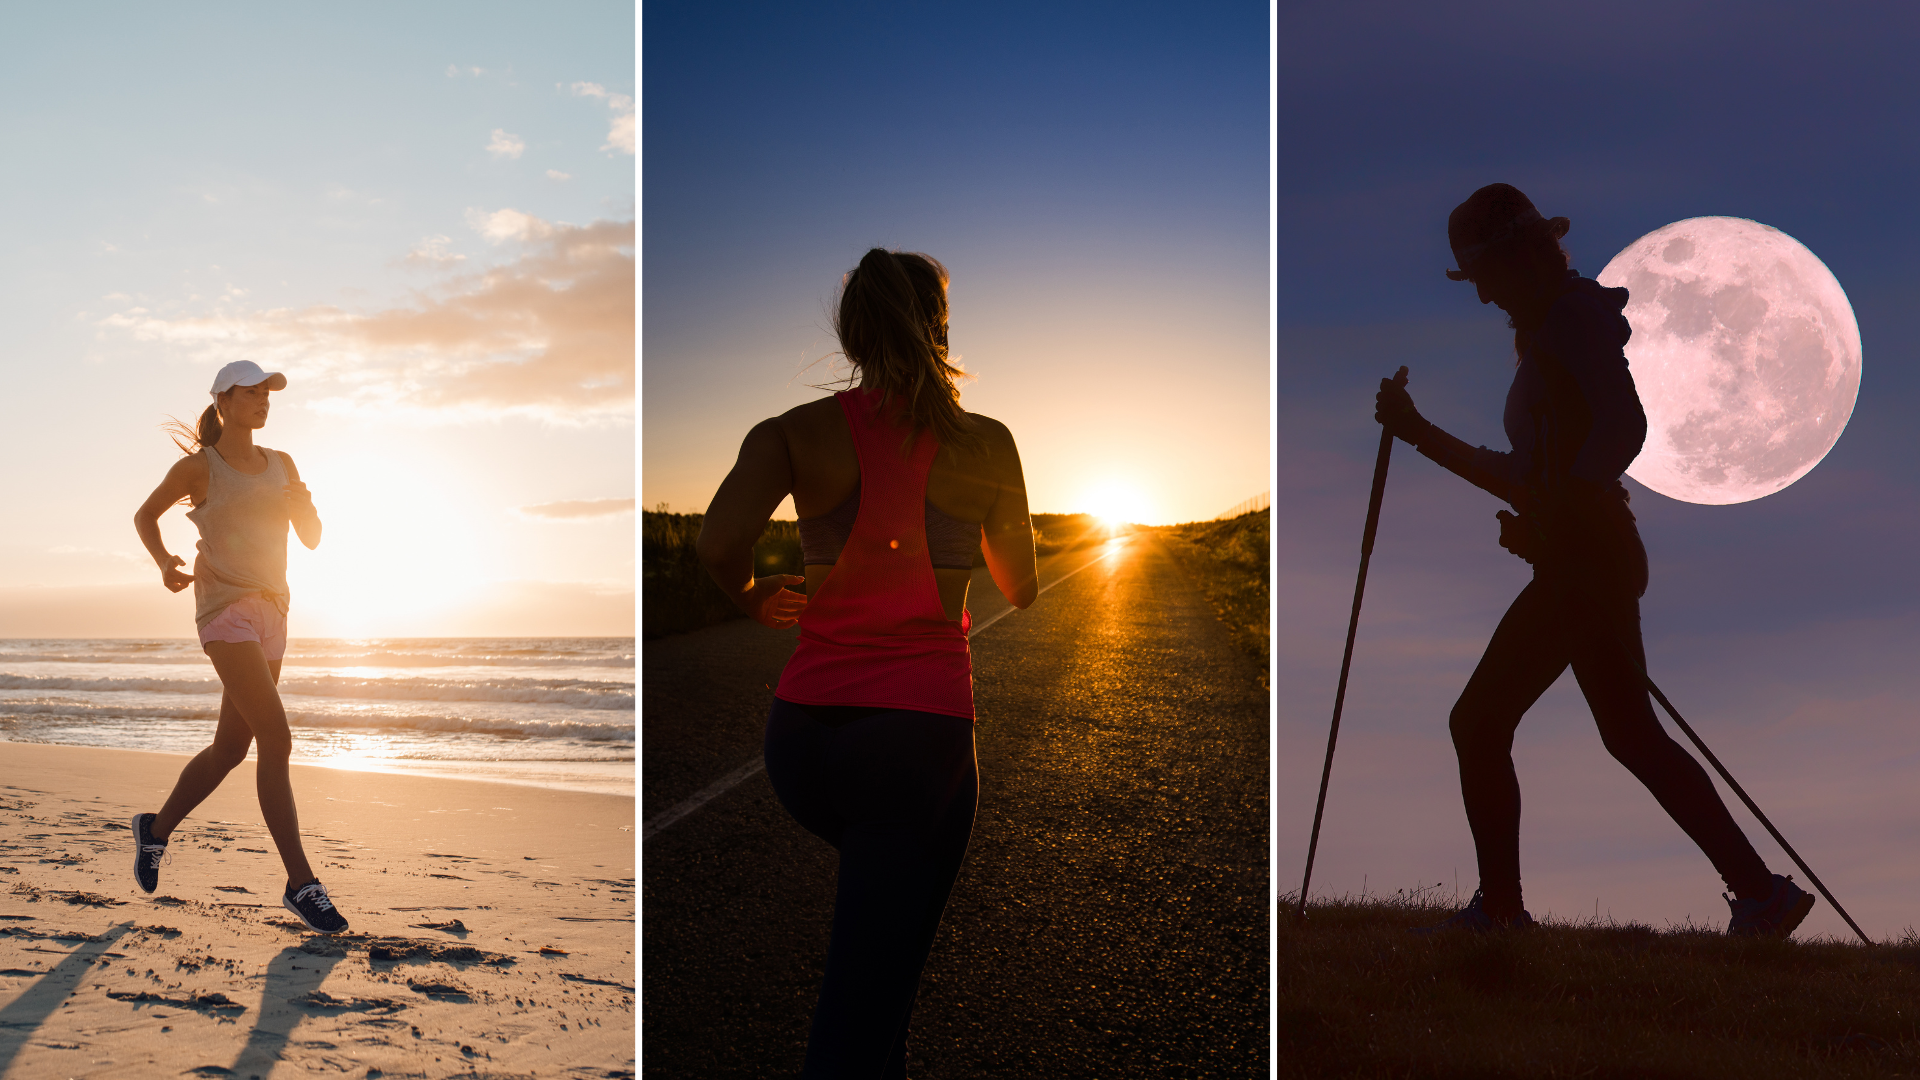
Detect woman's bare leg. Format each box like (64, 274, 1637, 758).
(152, 685, 257, 841)
(196, 641, 315, 892)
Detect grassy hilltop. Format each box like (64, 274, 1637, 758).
(1281, 892, 1920, 1079)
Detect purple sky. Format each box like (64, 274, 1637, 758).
(1279, 4, 1920, 938)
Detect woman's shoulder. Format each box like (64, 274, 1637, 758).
(963, 411, 1015, 448)
(777, 396, 845, 424)
(772, 396, 847, 442)
(171, 449, 212, 479)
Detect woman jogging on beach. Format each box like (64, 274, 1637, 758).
(129, 359, 348, 934)
(699, 248, 1036, 1077)
(1375, 184, 1813, 938)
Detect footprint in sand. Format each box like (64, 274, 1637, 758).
(408, 919, 468, 934)
(212, 885, 251, 893)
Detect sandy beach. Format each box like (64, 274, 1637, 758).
(0, 741, 634, 1079)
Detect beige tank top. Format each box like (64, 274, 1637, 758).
(186, 446, 292, 628)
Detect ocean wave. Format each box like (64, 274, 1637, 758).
(0, 674, 633, 710)
(0, 699, 633, 742)
(0, 637, 634, 669)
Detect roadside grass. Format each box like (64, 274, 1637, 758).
(641, 509, 1110, 640)
(1153, 509, 1269, 685)
(1280, 889, 1920, 1079)
(642, 511, 802, 639)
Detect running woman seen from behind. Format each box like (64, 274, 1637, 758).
(699, 248, 1037, 1077)
(129, 360, 349, 934)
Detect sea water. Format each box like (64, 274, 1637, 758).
(0, 638, 634, 796)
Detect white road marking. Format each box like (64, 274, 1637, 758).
(641, 537, 1132, 843)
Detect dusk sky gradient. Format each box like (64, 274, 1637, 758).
(642, 1, 1269, 526)
(1280, 4, 1920, 938)
(0, 4, 634, 637)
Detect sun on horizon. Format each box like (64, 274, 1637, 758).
(1077, 480, 1156, 529)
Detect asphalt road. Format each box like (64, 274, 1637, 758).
(642, 535, 1269, 1078)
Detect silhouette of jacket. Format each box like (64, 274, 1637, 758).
(1470, 273, 1647, 498)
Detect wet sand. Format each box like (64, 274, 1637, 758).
(0, 741, 634, 1079)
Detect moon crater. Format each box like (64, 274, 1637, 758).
(1597, 216, 1860, 505)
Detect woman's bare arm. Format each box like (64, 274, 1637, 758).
(976, 418, 1037, 609)
(696, 419, 807, 629)
(278, 452, 322, 550)
(133, 456, 203, 593)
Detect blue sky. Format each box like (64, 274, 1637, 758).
(0, 3, 633, 636)
(641, 0, 1269, 525)
(1279, 3, 1920, 937)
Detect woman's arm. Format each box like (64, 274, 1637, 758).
(278, 452, 323, 550)
(1376, 376, 1521, 506)
(976, 417, 1037, 609)
(133, 457, 202, 593)
(696, 419, 807, 629)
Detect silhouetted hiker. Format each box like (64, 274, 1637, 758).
(699, 248, 1038, 1077)
(1375, 184, 1813, 938)
(130, 360, 349, 934)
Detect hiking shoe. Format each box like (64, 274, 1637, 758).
(284, 879, 350, 934)
(131, 813, 168, 894)
(1410, 889, 1536, 934)
(1727, 874, 1815, 939)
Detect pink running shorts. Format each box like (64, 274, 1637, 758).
(198, 595, 288, 662)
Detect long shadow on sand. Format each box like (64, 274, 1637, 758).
(0, 920, 135, 1076)
(225, 943, 346, 1076)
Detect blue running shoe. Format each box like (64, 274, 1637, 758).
(1727, 874, 1814, 939)
(130, 813, 167, 894)
(1410, 889, 1536, 934)
(284, 879, 350, 934)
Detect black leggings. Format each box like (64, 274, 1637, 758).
(764, 697, 978, 1079)
(1450, 542, 1772, 911)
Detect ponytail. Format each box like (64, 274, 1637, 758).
(163, 401, 224, 456)
(830, 248, 984, 457)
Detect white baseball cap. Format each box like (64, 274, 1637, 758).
(209, 360, 288, 400)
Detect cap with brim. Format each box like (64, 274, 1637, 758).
(1444, 183, 1571, 281)
(209, 360, 288, 401)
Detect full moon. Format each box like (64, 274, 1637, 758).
(1596, 217, 1860, 505)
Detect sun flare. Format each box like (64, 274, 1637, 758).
(1081, 480, 1153, 529)
(282, 449, 498, 636)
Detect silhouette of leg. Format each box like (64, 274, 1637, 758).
(790, 711, 976, 1080)
(1568, 587, 1773, 902)
(1450, 580, 1570, 918)
(200, 642, 314, 892)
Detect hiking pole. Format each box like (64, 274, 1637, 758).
(1294, 366, 1408, 924)
(1638, 668, 1873, 946)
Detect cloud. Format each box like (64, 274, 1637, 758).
(569, 81, 635, 156)
(100, 216, 634, 423)
(487, 129, 525, 159)
(603, 112, 635, 155)
(403, 235, 466, 269)
(546, 169, 572, 182)
(517, 498, 636, 520)
(464, 207, 554, 244)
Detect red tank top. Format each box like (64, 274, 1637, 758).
(775, 388, 974, 720)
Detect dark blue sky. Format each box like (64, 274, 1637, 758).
(1279, 4, 1920, 935)
(643, 1, 1268, 523)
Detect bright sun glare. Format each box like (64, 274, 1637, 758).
(282, 450, 496, 636)
(1082, 480, 1152, 528)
